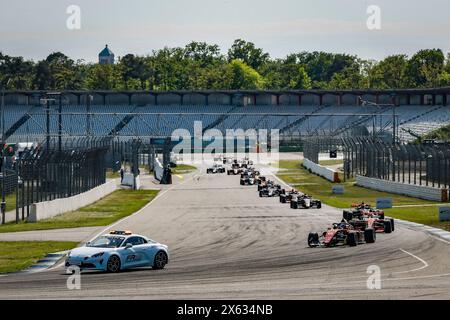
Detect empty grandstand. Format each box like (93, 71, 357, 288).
(1, 88, 449, 144)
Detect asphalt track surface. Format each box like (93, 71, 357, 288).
(1, 166, 450, 299)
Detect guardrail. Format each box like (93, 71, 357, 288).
(356, 175, 449, 202)
(303, 158, 340, 183)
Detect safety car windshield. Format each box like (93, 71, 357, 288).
(88, 236, 125, 248)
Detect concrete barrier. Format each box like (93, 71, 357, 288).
(356, 175, 449, 202)
(28, 180, 118, 222)
(303, 158, 340, 183)
(122, 173, 140, 189)
(154, 158, 164, 181)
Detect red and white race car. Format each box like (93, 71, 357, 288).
(343, 203, 395, 233)
(308, 221, 376, 247)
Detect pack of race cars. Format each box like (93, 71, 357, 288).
(308, 202, 395, 248)
(221, 158, 395, 249)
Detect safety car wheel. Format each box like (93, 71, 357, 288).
(106, 255, 121, 273)
(153, 251, 168, 270)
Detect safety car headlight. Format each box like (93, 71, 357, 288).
(91, 252, 105, 258)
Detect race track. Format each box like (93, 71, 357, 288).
(1, 165, 450, 299)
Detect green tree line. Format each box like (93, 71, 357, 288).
(1, 39, 450, 91)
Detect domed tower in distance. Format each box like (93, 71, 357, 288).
(98, 44, 115, 65)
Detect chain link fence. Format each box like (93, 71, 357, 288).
(303, 136, 343, 164)
(13, 137, 110, 222)
(342, 137, 450, 189)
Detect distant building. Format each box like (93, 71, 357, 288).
(99, 45, 115, 65)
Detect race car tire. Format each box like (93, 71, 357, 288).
(106, 255, 121, 273)
(280, 195, 286, 203)
(317, 201, 322, 209)
(227, 171, 231, 175)
(280, 189, 286, 195)
(240, 180, 245, 185)
(384, 220, 392, 234)
(347, 233, 358, 247)
(364, 228, 376, 243)
(259, 191, 263, 197)
(291, 201, 298, 209)
(308, 233, 319, 247)
(390, 218, 395, 231)
(343, 210, 352, 221)
(153, 251, 168, 270)
(258, 185, 262, 191)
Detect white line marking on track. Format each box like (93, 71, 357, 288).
(396, 248, 429, 274)
(430, 235, 450, 245)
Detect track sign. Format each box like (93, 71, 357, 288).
(439, 207, 450, 222)
(332, 185, 345, 194)
(376, 198, 393, 209)
(330, 150, 337, 159)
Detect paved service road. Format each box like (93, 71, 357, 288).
(1, 166, 450, 299)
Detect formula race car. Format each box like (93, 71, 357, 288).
(308, 221, 376, 247)
(240, 168, 260, 178)
(290, 194, 322, 209)
(342, 203, 394, 232)
(256, 176, 267, 184)
(241, 157, 254, 166)
(240, 174, 257, 185)
(279, 189, 300, 203)
(206, 164, 225, 174)
(259, 185, 284, 197)
(343, 203, 385, 220)
(227, 167, 243, 175)
(257, 179, 280, 191)
(349, 215, 395, 234)
(65, 230, 169, 273)
(230, 159, 248, 169)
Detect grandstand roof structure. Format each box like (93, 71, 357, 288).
(4, 87, 450, 107)
(5, 87, 450, 95)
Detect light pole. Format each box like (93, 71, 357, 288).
(359, 95, 397, 143)
(391, 94, 397, 145)
(40, 96, 56, 151)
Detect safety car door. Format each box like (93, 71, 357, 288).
(121, 237, 145, 267)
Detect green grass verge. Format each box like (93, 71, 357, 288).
(276, 160, 450, 230)
(0, 189, 159, 233)
(318, 160, 343, 166)
(4, 193, 16, 212)
(0, 241, 77, 274)
(172, 164, 197, 174)
(382, 206, 449, 230)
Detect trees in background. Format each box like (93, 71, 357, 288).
(0, 41, 449, 91)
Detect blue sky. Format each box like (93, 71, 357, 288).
(0, 0, 449, 62)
